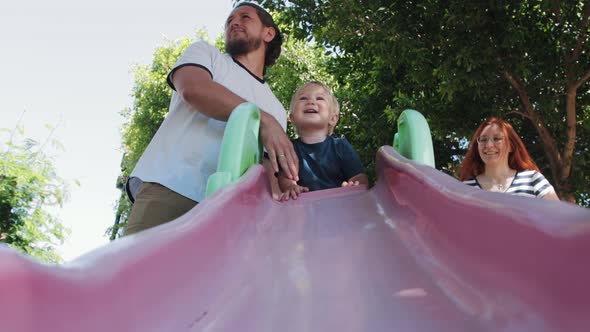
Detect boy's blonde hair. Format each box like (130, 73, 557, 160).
(289, 81, 340, 135)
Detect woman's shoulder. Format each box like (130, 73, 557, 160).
(513, 169, 555, 198)
(516, 169, 539, 176)
(515, 169, 547, 180)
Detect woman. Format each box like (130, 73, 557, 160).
(459, 117, 559, 200)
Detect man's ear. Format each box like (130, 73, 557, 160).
(263, 26, 276, 43)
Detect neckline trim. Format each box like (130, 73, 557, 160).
(475, 170, 519, 192)
(232, 58, 265, 83)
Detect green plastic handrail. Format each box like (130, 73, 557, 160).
(393, 109, 436, 167)
(205, 102, 262, 197)
(206, 106, 435, 197)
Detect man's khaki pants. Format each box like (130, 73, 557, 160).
(124, 182, 197, 236)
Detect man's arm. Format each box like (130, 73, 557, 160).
(172, 66, 244, 121)
(171, 66, 299, 180)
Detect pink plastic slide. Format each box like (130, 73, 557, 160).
(1, 146, 589, 332)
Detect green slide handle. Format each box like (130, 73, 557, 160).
(205, 102, 262, 197)
(393, 109, 435, 167)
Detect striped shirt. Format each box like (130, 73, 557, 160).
(463, 170, 555, 198)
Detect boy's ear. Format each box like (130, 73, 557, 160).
(328, 112, 339, 128)
(288, 112, 294, 123)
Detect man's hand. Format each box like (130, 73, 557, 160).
(174, 66, 297, 180)
(260, 111, 299, 181)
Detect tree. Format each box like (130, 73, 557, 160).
(258, 0, 590, 204)
(0, 124, 70, 263)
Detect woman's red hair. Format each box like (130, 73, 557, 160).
(459, 117, 540, 181)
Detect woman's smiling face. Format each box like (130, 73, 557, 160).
(477, 123, 511, 167)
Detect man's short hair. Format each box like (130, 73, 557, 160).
(233, 2, 283, 67)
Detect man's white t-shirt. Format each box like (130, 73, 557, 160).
(128, 41, 287, 203)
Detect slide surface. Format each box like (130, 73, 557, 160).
(1, 146, 589, 332)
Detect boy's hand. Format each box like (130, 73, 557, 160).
(276, 173, 307, 201)
(342, 174, 369, 188)
(278, 185, 309, 201)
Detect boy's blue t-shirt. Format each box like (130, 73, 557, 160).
(292, 136, 365, 191)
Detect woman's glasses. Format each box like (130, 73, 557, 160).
(477, 136, 505, 145)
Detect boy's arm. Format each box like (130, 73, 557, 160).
(342, 173, 369, 188)
(337, 138, 368, 188)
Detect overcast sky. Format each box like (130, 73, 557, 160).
(0, 0, 232, 261)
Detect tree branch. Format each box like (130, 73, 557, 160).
(573, 66, 590, 90)
(501, 68, 534, 115)
(568, 1, 590, 63)
(501, 67, 564, 185)
(507, 109, 531, 120)
(561, 89, 577, 182)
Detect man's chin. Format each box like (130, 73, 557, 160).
(226, 40, 250, 57)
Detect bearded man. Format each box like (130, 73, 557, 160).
(124, 3, 298, 235)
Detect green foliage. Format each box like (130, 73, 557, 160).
(112, 1, 589, 238)
(0, 125, 70, 263)
(259, 0, 590, 205)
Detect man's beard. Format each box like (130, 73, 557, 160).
(226, 36, 262, 57)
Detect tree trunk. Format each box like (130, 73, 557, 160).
(557, 0, 590, 203)
(501, 69, 575, 202)
(526, 110, 575, 203)
(556, 89, 578, 203)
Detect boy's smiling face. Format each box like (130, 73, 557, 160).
(290, 84, 338, 135)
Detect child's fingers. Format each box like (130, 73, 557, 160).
(290, 188, 300, 200)
(280, 193, 290, 202)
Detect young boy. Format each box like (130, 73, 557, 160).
(266, 81, 368, 201)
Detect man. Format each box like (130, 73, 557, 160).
(124, 3, 298, 235)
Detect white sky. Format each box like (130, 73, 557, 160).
(0, 0, 232, 261)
